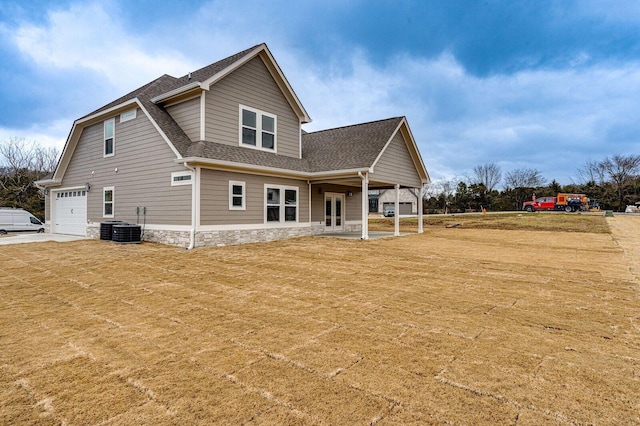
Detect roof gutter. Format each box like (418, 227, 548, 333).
(33, 178, 58, 188)
(177, 157, 370, 180)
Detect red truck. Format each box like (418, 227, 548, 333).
(522, 193, 589, 213)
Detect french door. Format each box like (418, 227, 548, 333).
(325, 193, 345, 232)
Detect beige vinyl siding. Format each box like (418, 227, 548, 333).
(310, 185, 362, 223)
(166, 97, 201, 142)
(204, 57, 300, 158)
(370, 132, 423, 188)
(200, 169, 309, 226)
(60, 109, 191, 225)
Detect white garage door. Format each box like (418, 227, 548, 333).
(53, 190, 87, 235)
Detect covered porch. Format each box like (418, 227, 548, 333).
(310, 175, 425, 240)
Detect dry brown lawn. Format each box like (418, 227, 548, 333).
(1, 215, 639, 425)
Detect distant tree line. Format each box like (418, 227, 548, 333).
(423, 155, 640, 213)
(2, 136, 639, 219)
(0, 138, 59, 219)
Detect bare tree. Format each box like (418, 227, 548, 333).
(436, 179, 456, 213)
(473, 162, 502, 192)
(0, 138, 58, 178)
(0, 138, 60, 215)
(600, 154, 640, 209)
(574, 158, 606, 185)
(504, 168, 545, 189)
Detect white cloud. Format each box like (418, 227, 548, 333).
(4, 0, 640, 186)
(291, 50, 640, 184)
(0, 119, 69, 153)
(10, 1, 197, 92)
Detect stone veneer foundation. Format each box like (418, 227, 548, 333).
(83, 223, 361, 248)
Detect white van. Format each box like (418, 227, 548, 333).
(0, 208, 45, 234)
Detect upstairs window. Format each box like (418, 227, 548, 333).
(240, 105, 276, 151)
(104, 118, 115, 157)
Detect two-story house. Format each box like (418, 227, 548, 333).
(36, 43, 430, 248)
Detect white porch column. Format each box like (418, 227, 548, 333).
(394, 183, 400, 236)
(361, 173, 369, 240)
(418, 185, 424, 234)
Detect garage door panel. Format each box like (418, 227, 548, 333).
(53, 190, 87, 236)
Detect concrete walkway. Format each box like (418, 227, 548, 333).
(0, 233, 87, 245)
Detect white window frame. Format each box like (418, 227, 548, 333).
(229, 181, 246, 210)
(264, 184, 298, 223)
(171, 171, 193, 186)
(120, 108, 137, 123)
(103, 187, 114, 218)
(239, 104, 277, 152)
(104, 118, 115, 158)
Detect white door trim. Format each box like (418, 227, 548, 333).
(324, 192, 345, 232)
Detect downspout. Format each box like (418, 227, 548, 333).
(184, 163, 197, 250)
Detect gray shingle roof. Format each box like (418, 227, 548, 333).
(302, 117, 403, 172)
(182, 117, 404, 173)
(77, 45, 405, 174)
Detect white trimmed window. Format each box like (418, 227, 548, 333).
(103, 187, 114, 218)
(120, 108, 136, 123)
(171, 171, 193, 186)
(240, 105, 276, 151)
(229, 181, 246, 210)
(265, 185, 298, 223)
(104, 118, 115, 157)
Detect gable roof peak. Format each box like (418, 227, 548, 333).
(173, 43, 266, 88)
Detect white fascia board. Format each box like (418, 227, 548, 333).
(52, 99, 140, 182)
(201, 44, 312, 124)
(54, 98, 182, 183)
(150, 82, 203, 104)
(178, 157, 308, 179)
(259, 46, 312, 124)
(400, 118, 431, 183)
(178, 157, 369, 180)
(370, 119, 403, 173)
(308, 168, 371, 178)
(200, 45, 264, 89)
(76, 98, 139, 125)
(33, 178, 57, 188)
(52, 121, 80, 182)
(54, 98, 140, 181)
(370, 117, 430, 183)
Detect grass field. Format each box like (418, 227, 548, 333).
(369, 211, 611, 234)
(1, 214, 639, 424)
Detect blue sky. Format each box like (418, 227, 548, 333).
(1, 0, 640, 186)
